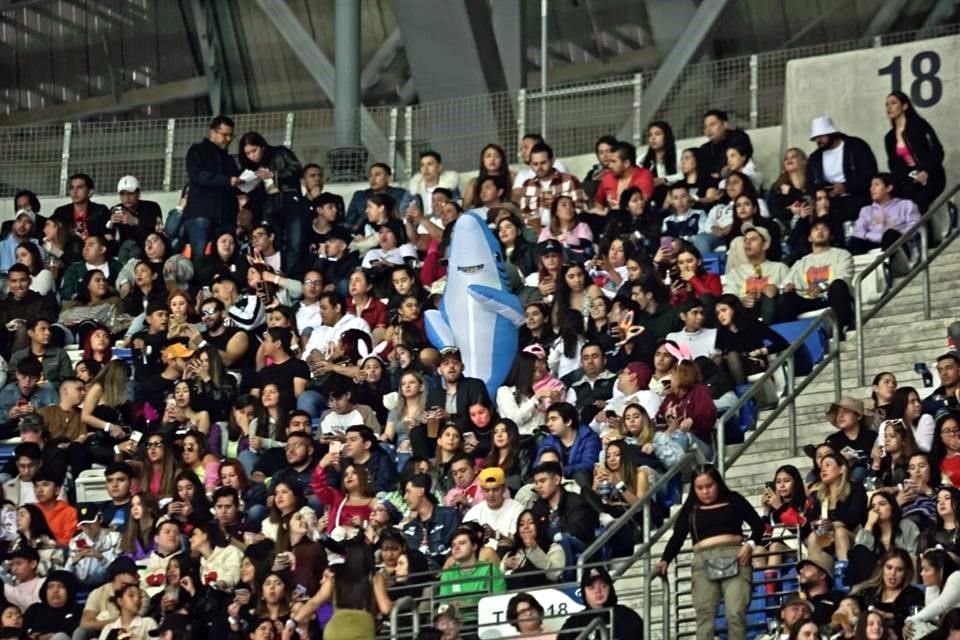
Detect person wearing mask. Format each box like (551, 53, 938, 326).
(557, 566, 643, 640)
(805, 115, 878, 223)
(656, 465, 764, 640)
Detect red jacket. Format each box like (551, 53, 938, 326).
(670, 272, 722, 307)
(347, 296, 389, 330)
(595, 166, 655, 205)
(655, 384, 717, 440)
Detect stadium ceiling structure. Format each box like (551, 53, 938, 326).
(0, 0, 957, 128)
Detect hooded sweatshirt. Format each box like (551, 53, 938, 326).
(23, 570, 83, 636)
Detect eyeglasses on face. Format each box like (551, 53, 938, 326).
(146, 441, 164, 449)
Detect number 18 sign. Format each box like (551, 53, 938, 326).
(784, 34, 959, 187)
(476, 587, 584, 638)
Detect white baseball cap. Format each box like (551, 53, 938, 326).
(116, 175, 140, 193)
(14, 208, 35, 223)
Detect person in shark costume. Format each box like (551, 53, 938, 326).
(425, 211, 526, 396)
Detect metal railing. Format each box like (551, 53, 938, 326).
(2, 22, 958, 198)
(853, 184, 960, 384)
(716, 309, 843, 475)
(388, 595, 419, 640)
(575, 616, 611, 640)
(646, 572, 671, 640)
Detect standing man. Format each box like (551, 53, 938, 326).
(183, 115, 240, 261)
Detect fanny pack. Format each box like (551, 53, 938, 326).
(703, 555, 740, 581)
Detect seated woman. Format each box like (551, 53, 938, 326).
(16, 241, 55, 297)
(932, 410, 960, 488)
(538, 195, 593, 261)
(311, 458, 378, 537)
(881, 386, 935, 453)
(714, 294, 790, 387)
(497, 213, 537, 278)
(121, 260, 166, 317)
(847, 491, 920, 586)
(850, 548, 923, 633)
(483, 419, 531, 496)
(720, 143, 763, 191)
(189, 520, 244, 590)
(896, 452, 938, 532)
(161, 381, 212, 437)
(926, 487, 960, 556)
(116, 231, 193, 295)
(179, 431, 221, 493)
(757, 465, 806, 590)
(58, 270, 124, 332)
(869, 417, 919, 489)
(904, 548, 960, 639)
(766, 147, 808, 225)
(497, 346, 565, 437)
(500, 509, 565, 589)
(668, 242, 722, 312)
(654, 360, 717, 458)
(803, 450, 867, 590)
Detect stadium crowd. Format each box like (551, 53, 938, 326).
(0, 86, 950, 640)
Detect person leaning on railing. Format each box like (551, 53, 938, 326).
(655, 464, 764, 640)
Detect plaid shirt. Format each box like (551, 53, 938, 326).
(519, 171, 588, 221)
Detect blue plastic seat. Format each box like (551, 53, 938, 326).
(702, 252, 726, 275)
(770, 318, 829, 376)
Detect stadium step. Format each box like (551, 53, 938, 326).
(622, 237, 960, 636)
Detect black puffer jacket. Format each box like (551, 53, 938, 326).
(22, 570, 84, 636)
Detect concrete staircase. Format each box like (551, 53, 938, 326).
(614, 238, 960, 637)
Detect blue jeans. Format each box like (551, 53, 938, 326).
(184, 217, 211, 263)
(692, 232, 724, 256)
(297, 390, 327, 419)
(165, 209, 183, 251)
(238, 449, 260, 475)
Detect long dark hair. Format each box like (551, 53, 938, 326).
(866, 492, 903, 553)
(76, 269, 114, 304)
(238, 131, 271, 169)
(503, 353, 537, 400)
(484, 418, 521, 473)
(332, 535, 377, 612)
(18, 503, 55, 542)
(886, 386, 921, 426)
(557, 308, 585, 360)
(922, 547, 958, 591)
(772, 464, 806, 508)
(15, 242, 44, 276)
(930, 410, 960, 478)
(510, 509, 551, 554)
(682, 464, 733, 512)
(715, 293, 754, 331)
(476, 144, 512, 196)
(642, 120, 678, 176)
(887, 91, 932, 129)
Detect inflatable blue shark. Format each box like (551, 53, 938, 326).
(425, 212, 526, 396)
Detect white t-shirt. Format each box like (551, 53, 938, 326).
(320, 409, 365, 436)
(463, 498, 525, 548)
(822, 142, 845, 184)
(665, 328, 718, 360)
(512, 159, 569, 189)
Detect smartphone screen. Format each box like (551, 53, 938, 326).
(329, 441, 342, 454)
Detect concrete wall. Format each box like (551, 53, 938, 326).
(784, 34, 960, 188)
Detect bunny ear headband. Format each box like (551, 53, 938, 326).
(664, 341, 692, 363)
(357, 340, 390, 366)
